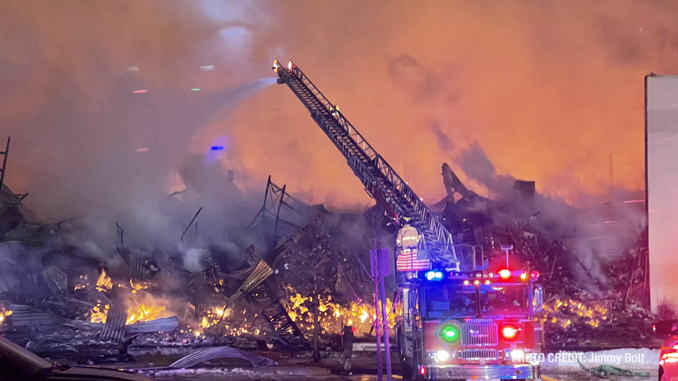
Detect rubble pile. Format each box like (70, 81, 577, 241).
(437, 163, 653, 348)
(0, 151, 658, 361)
(538, 236, 655, 349)
(0, 174, 387, 366)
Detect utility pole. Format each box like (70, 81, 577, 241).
(0, 137, 10, 191)
(378, 248, 392, 381)
(371, 249, 384, 381)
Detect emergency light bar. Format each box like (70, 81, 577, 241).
(425, 270, 532, 281)
(425, 271, 444, 281)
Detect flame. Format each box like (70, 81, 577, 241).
(90, 304, 109, 323)
(200, 306, 232, 329)
(96, 269, 112, 291)
(130, 279, 149, 293)
(1, 307, 12, 325)
(126, 303, 168, 325)
(284, 287, 395, 335)
(545, 298, 608, 330)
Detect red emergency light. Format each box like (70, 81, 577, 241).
(501, 324, 520, 340)
(499, 269, 511, 279)
(419, 367, 427, 376)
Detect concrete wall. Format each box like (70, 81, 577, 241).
(646, 75, 678, 313)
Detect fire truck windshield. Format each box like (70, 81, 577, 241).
(423, 283, 529, 319)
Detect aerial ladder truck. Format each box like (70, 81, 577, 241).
(272, 60, 544, 380)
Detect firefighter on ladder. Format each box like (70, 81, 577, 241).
(330, 105, 340, 119)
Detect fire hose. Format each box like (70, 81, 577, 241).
(540, 361, 651, 381)
(577, 359, 650, 378)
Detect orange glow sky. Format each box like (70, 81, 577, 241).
(1, 1, 676, 218)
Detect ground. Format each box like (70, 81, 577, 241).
(86, 349, 660, 381)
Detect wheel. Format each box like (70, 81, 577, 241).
(401, 361, 414, 380)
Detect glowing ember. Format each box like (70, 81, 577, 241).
(200, 306, 231, 329)
(0, 308, 10, 326)
(545, 298, 608, 329)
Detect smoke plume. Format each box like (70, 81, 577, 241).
(1, 0, 674, 247)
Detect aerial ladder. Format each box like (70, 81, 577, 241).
(271, 60, 467, 271)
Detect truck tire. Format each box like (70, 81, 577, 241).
(401, 362, 414, 380)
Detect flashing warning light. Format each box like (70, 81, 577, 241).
(502, 324, 519, 340)
(463, 280, 469, 285)
(419, 367, 427, 376)
(440, 325, 460, 342)
(288, 61, 294, 70)
(499, 269, 511, 279)
(210, 146, 225, 151)
(531, 271, 539, 281)
(520, 272, 527, 280)
(485, 280, 490, 285)
(272, 60, 280, 71)
(474, 280, 480, 285)
(425, 271, 443, 281)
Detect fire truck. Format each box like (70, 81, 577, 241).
(272, 60, 544, 380)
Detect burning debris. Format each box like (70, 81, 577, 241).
(0, 166, 389, 367)
(0, 129, 657, 372)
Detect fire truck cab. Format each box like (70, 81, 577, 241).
(397, 261, 544, 380)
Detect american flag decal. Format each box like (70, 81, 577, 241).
(396, 248, 430, 271)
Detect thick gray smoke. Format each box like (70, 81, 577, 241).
(0, 0, 282, 271)
(456, 142, 646, 292)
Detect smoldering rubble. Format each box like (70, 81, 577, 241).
(437, 143, 654, 349)
(0, 167, 380, 367)
(0, 143, 658, 368)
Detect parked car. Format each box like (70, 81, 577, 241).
(655, 320, 678, 381)
(0, 336, 153, 381)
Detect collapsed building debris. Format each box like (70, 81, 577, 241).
(0, 127, 657, 372)
(436, 162, 653, 349)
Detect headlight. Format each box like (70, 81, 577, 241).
(511, 349, 525, 361)
(436, 350, 450, 361)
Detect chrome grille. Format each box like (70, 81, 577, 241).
(460, 348, 499, 360)
(461, 319, 498, 347)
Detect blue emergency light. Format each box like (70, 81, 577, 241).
(425, 271, 443, 281)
